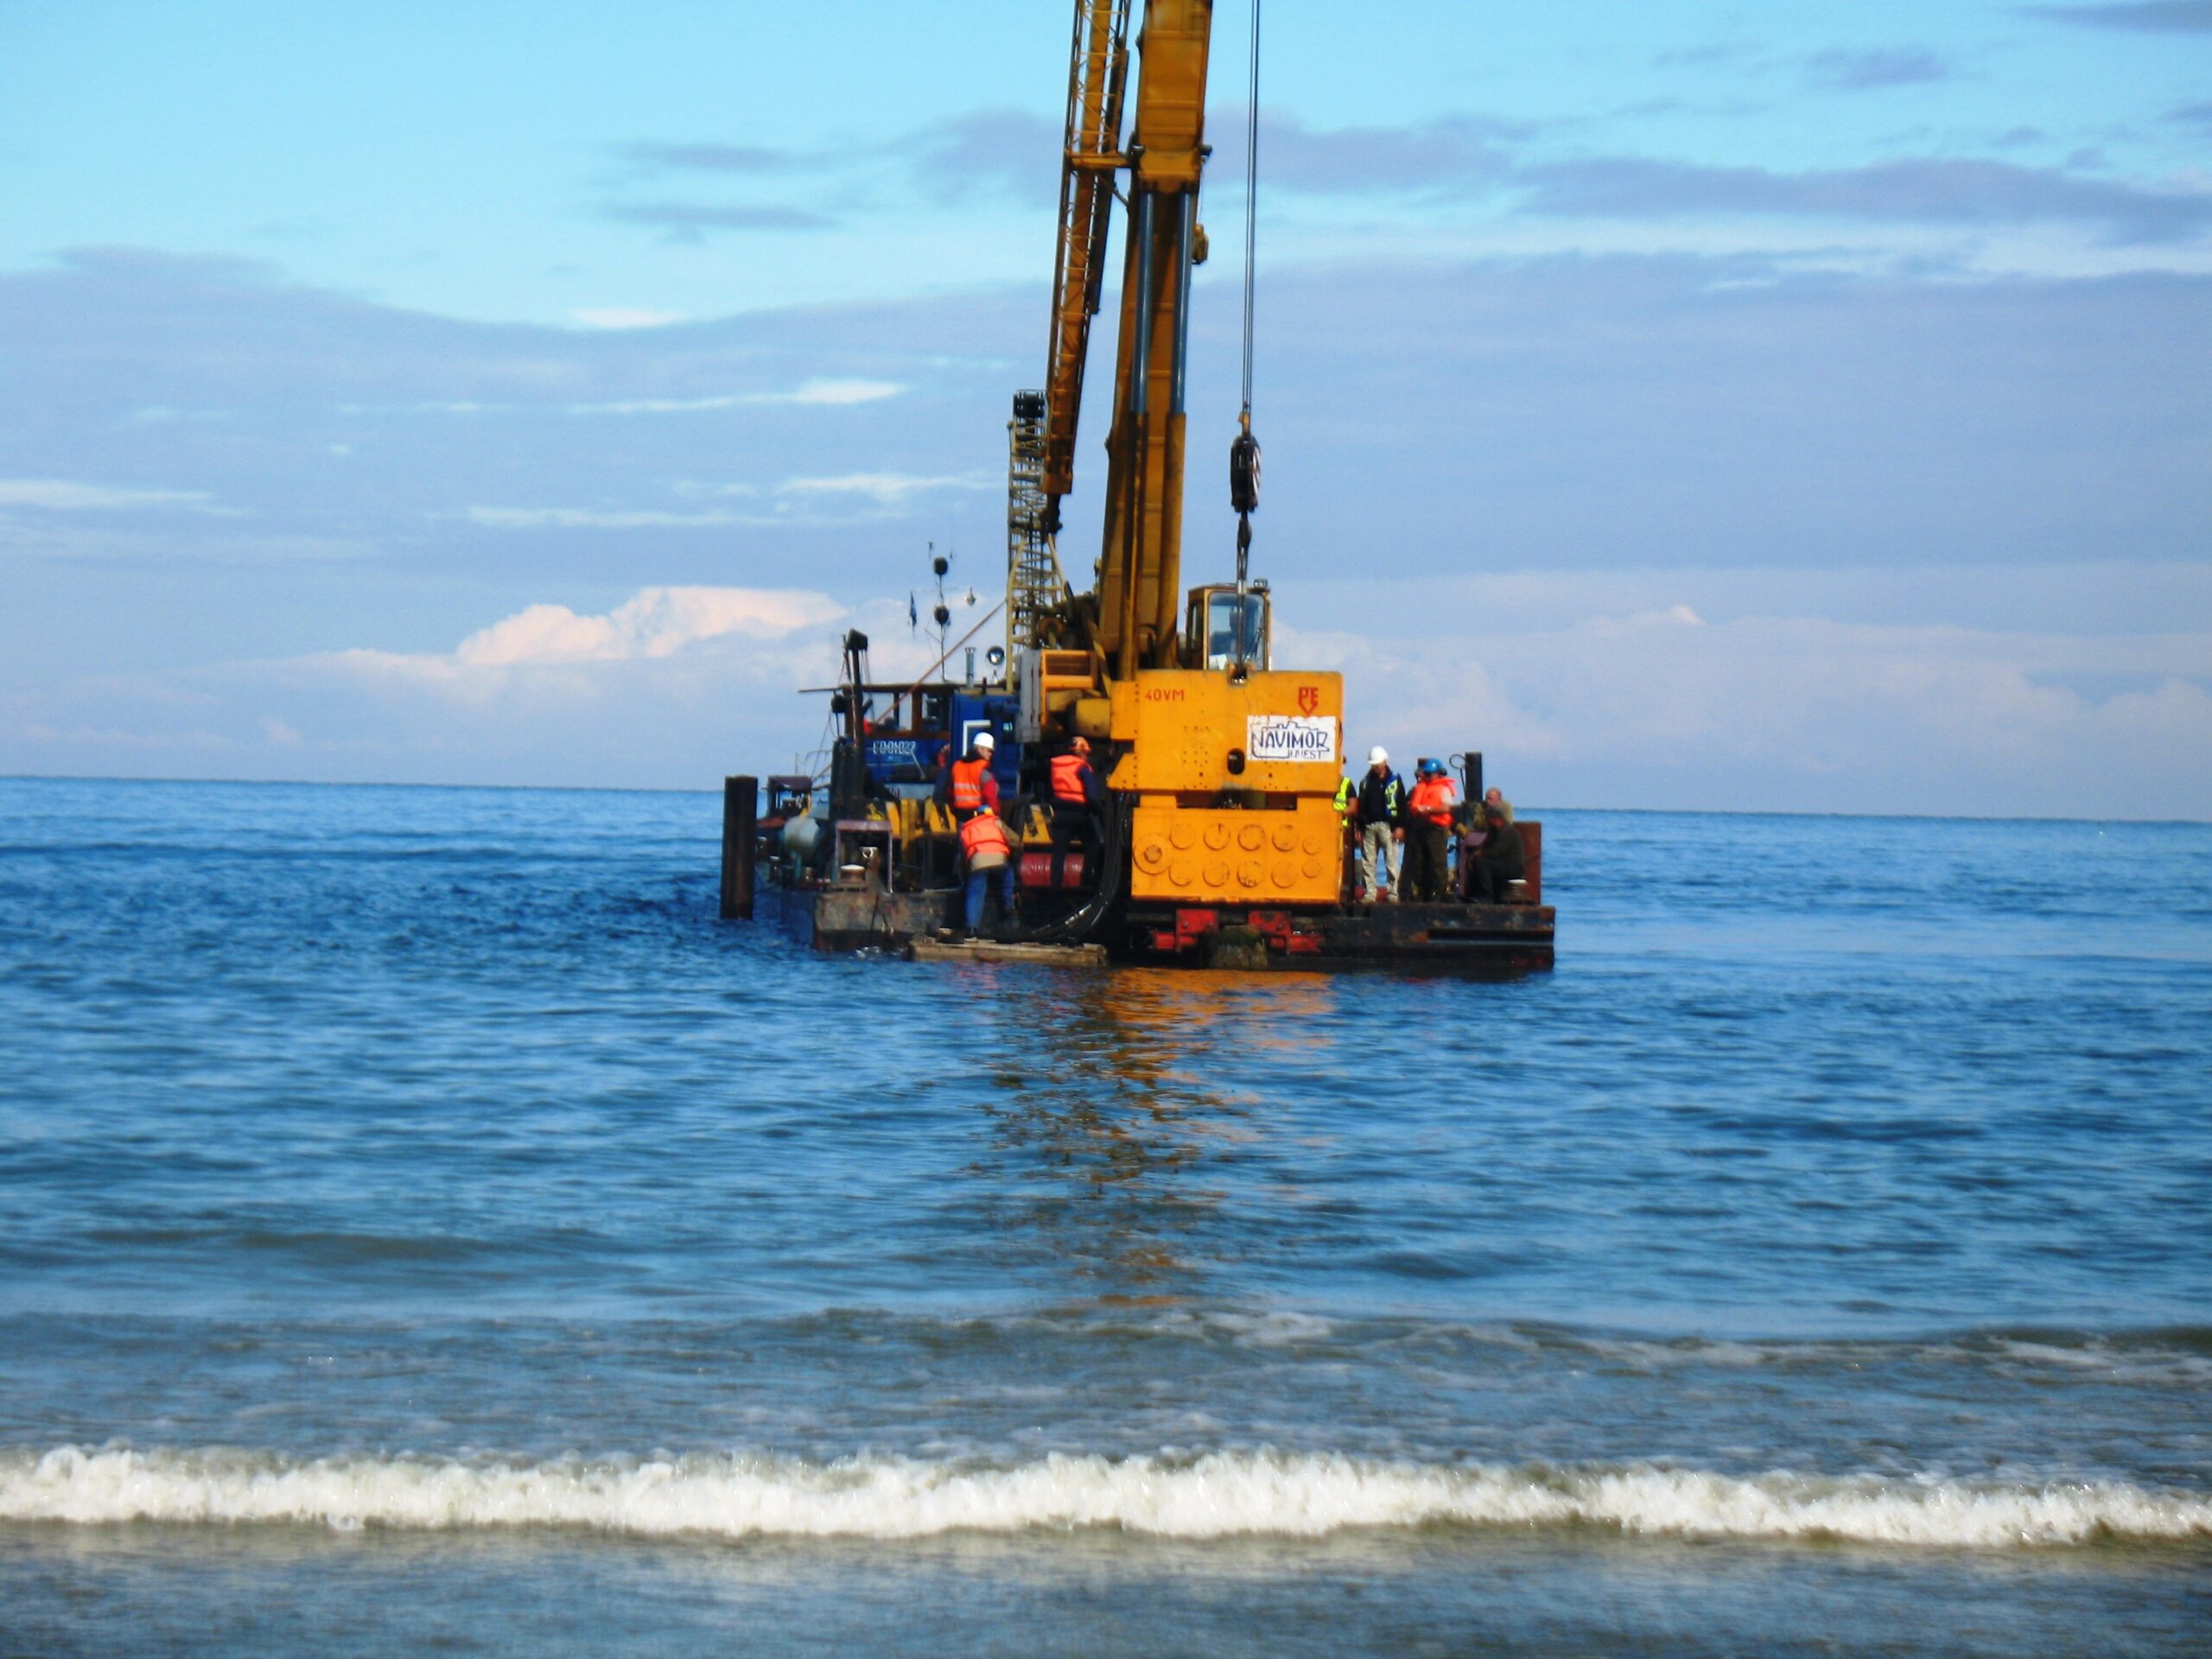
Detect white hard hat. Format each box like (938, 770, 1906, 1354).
(1368, 746, 1389, 766)
(974, 731, 996, 750)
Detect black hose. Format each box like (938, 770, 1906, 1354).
(1007, 796, 1131, 946)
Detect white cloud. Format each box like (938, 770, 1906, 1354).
(464, 506, 756, 530)
(569, 308, 686, 331)
(776, 471, 991, 507)
(550, 395, 745, 416)
(9, 560, 2208, 814)
(450, 586, 844, 667)
(0, 478, 215, 512)
(312, 586, 846, 690)
(772, 378, 904, 406)
(404, 378, 907, 418)
(468, 467, 982, 529)
(1287, 595, 2212, 817)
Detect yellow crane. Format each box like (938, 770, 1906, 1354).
(1012, 0, 1345, 935)
(735, 0, 1552, 971)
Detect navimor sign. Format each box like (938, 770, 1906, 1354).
(1247, 715, 1338, 764)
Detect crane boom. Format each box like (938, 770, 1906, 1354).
(1093, 0, 1212, 683)
(1039, 0, 1131, 506)
(1027, 0, 1214, 687)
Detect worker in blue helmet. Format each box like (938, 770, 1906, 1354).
(1402, 758, 1459, 903)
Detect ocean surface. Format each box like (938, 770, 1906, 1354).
(2, 776, 2208, 1656)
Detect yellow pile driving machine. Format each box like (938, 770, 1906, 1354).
(726, 0, 1554, 971)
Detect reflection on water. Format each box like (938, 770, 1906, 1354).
(966, 969, 1342, 1303)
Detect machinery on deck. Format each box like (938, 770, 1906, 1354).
(731, 0, 1554, 971)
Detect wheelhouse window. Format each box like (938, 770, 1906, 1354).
(1203, 591, 1269, 671)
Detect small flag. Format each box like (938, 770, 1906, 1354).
(908, 592, 918, 630)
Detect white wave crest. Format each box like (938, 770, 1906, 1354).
(4, 1447, 2208, 1549)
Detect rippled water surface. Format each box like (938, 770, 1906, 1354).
(3, 778, 2208, 1656)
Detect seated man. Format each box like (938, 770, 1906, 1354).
(1465, 801, 1526, 902)
(1456, 788, 1510, 875)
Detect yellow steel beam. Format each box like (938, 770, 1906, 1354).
(1040, 0, 1131, 500)
(1094, 0, 1214, 682)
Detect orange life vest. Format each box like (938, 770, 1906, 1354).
(959, 811, 1012, 867)
(1408, 776, 1456, 828)
(950, 755, 989, 811)
(1049, 752, 1091, 806)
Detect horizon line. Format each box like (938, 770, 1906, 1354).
(3, 772, 2205, 828)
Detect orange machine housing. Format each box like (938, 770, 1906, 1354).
(1108, 667, 1344, 906)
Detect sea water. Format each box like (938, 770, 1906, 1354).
(1, 777, 2206, 1656)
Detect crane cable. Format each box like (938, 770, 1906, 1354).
(1239, 0, 1261, 423)
(1226, 0, 1263, 677)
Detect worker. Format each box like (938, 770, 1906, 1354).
(1402, 758, 1459, 903)
(1332, 771, 1358, 900)
(1047, 735, 1104, 891)
(935, 729, 1001, 822)
(957, 803, 1018, 936)
(1352, 746, 1406, 903)
(1456, 787, 1511, 895)
(1465, 800, 1527, 902)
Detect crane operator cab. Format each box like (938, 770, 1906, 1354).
(1185, 582, 1271, 672)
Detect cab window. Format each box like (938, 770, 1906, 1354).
(1204, 592, 1268, 671)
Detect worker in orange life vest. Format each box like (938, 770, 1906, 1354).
(1046, 736, 1104, 891)
(957, 803, 1018, 936)
(1401, 757, 1459, 903)
(934, 729, 1001, 823)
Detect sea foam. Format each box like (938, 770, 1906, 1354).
(4, 1446, 2208, 1548)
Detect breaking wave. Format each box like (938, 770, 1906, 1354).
(5, 1446, 2209, 1549)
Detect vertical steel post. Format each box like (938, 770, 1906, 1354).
(720, 776, 757, 920)
(1453, 752, 1484, 902)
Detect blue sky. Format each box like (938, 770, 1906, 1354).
(3, 1, 2209, 812)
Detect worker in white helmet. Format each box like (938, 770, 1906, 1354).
(1351, 745, 1407, 903)
(936, 728, 1001, 823)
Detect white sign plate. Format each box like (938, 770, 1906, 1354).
(1246, 715, 1339, 764)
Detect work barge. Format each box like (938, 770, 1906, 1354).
(715, 0, 1554, 974)
(721, 750, 1553, 974)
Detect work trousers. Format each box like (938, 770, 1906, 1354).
(1357, 821, 1401, 900)
(1466, 853, 1520, 903)
(1048, 804, 1099, 890)
(963, 862, 1017, 932)
(1402, 821, 1452, 903)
